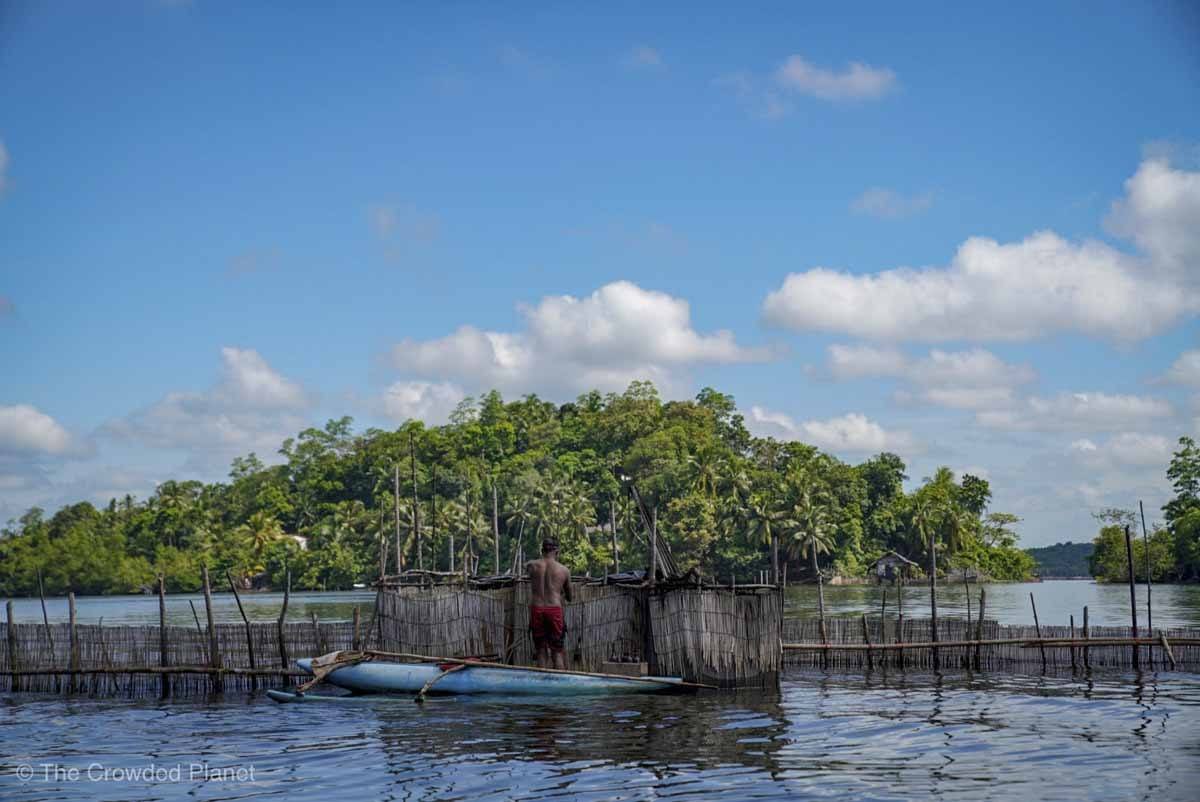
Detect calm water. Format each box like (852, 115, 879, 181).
(2, 671, 1198, 801)
(7, 580, 1200, 629)
(785, 580, 1200, 629)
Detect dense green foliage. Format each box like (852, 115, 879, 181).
(0, 384, 1037, 596)
(1025, 542, 1094, 577)
(1089, 437, 1200, 583)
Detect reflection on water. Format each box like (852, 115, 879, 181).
(2, 670, 1198, 801)
(786, 580, 1200, 629)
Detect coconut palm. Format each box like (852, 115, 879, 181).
(743, 493, 787, 584)
(236, 511, 284, 572)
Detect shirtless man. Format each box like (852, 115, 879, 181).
(527, 537, 572, 669)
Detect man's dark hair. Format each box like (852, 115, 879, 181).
(541, 537, 559, 554)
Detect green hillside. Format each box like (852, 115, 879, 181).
(1026, 542, 1094, 578)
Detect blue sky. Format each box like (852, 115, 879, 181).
(1, 0, 1198, 545)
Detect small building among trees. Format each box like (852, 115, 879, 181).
(871, 551, 918, 585)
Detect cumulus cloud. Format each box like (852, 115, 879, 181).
(0, 404, 76, 456)
(763, 158, 1200, 342)
(388, 281, 770, 397)
(623, 45, 662, 68)
(714, 72, 792, 120)
(1165, 349, 1200, 386)
(748, 406, 917, 453)
(105, 348, 310, 460)
(977, 392, 1172, 432)
(381, 381, 465, 425)
(775, 55, 896, 100)
(826, 344, 1035, 410)
(851, 188, 933, 219)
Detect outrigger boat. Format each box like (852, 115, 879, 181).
(266, 650, 709, 703)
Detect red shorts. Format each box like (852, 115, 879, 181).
(530, 606, 566, 652)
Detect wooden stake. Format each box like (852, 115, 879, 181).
(1139, 499, 1153, 667)
(493, 479, 501, 575)
(879, 589, 887, 645)
(1082, 605, 1090, 670)
(5, 600, 18, 693)
(201, 565, 222, 692)
(964, 574, 972, 633)
(394, 462, 403, 579)
(36, 570, 57, 691)
(157, 577, 167, 698)
(352, 606, 362, 651)
(1159, 633, 1177, 670)
(1124, 525, 1140, 669)
(649, 506, 658, 587)
(277, 569, 291, 671)
(311, 611, 326, 656)
(974, 587, 986, 670)
(929, 536, 939, 670)
(69, 591, 78, 693)
(861, 613, 873, 670)
(1069, 614, 1077, 671)
(1030, 592, 1046, 671)
(226, 571, 256, 690)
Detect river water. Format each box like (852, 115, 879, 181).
(6, 580, 1200, 628)
(2, 671, 1198, 801)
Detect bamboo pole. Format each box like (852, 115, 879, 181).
(311, 611, 326, 656)
(1139, 500, 1152, 635)
(69, 591, 78, 693)
(379, 507, 387, 581)
(1082, 605, 1090, 670)
(879, 589, 887, 645)
(352, 606, 362, 651)
(277, 569, 291, 670)
(649, 506, 658, 587)
(1069, 615, 1077, 671)
(493, 479, 501, 575)
(974, 587, 986, 670)
(1159, 633, 1177, 670)
(964, 575, 972, 633)
(1124, 525, 1140, 669)
(929, 538, 939, 670)
(202, 565, 222, 692)
(394, 462, 403, 578)
(1030, 593, 1046, 671)
(5, 600, 18, 693)
(226, 571, 256, 690)
(158, 577, 168, 697)
(861, 614, 873, 670)
(410, 431, 423, 573)
(35, 570, 58, 692)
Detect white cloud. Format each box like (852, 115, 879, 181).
(623, 45, 662, 68)
(389, 281, 769, 397)
(1165, 349, 1200, 386)
(826, 344, 1035, 410)
(1106, 158, 1200, 278)
(105, 348, 310, 460)
(0, 405, 75, 455)
(775, 55, 896, 100)
(714, 72, 792, 120)
(1068, 432, 1174, 471)
(748, 406, 917, 453)
(763, 159, 1200, 342)
(851, 187, 933, 219)
(381, 381, 465, 425)
(977, 392, 1172, 432)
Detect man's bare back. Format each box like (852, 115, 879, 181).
(527, 538, 571, 669)
(528, 555, 572, 607)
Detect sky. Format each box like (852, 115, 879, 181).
(1, 0, 1198, 546)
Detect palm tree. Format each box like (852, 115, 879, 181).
(236, 511, 284, 573)
(743, 493, 786, 585)
(784, 470, 836, 642)
(910, 494, 941, 654)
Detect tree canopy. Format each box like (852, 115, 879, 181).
(0, 383, 1037, 596)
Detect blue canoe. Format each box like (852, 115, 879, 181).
(292, 657, 697, 696)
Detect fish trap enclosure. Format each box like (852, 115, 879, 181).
(375, 584, 782, 688)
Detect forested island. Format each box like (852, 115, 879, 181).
(2, 385, 1196, 596)
(1025, 543, 1094, 578)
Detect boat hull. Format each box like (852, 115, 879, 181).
(295, 658, 689, 696)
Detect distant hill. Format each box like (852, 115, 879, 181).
(1026, 542, 1094, 578)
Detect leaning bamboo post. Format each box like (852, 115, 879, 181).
(974, 587, 986, 670)
(68, 592, 78, 693)
(277, 569, 291, 671)
(353, 606, 362, 651)
(1123, 525, 1140, 669)
(1069, 614, 1077, 671)
(36, 570, 58, 692)
(226, 571, 256, 690)
(5, 600, 18, 693)
(201, 565, 222, 692)
(1030, 593, 1046, 671)
(158, 577, 168, 697)
(1159, 633, 1176, 670)
(1082, 606, 1090, 670)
